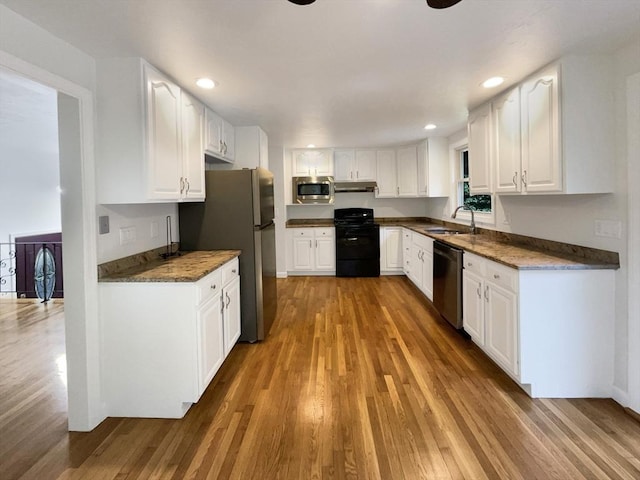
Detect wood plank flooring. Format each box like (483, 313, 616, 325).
(2, 277, 639, 479)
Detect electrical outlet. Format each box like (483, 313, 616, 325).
(594, 219, 622, 239)
(98, 215, 110, 234)
(119, 226, 137, 245)
(150, 221, 159, 239)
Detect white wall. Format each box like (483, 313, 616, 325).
(0, 70, 60, 243)
(96, 203, 179, 264)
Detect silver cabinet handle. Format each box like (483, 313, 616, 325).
(522, 170, 528, 188)
(513, 172, 518, 187)
(356, 171, 359, 179)
(219, 139, 224, 153)
(396, 186, 400, 195)
(210, 284, 217, 290)
(350, 171, 353, 179)
(476, 283, 481, 298)
(179, 176, 184, 194)
(226, 292, 231, 308)
(220, 293, 225, 314)
(484, 285, 489, 301)
(185, 178, 190, 194)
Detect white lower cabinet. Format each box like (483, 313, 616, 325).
(462, 251, 615, 398)
(288, 227, 335, 274)
(405, 231, 433, 301)
(380, 227, 403, 274)
(100, 257, 240, 418)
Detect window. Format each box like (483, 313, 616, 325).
(458, 148, 491, 212)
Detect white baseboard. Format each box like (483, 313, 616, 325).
(276, 272, 288, 278)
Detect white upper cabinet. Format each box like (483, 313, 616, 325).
(204, 108, 235, 163)
(493, 87, 522, 194)
(180, 91, 206, 200)
(334, 149, 356, 181)
(375, 149, 397, 197)
(396, 146, 419, 197)
(95, 58, 205, 204)
(480, 55, 615, 195)
(520, 64, 561, 193)
(234, 126, 269, 169)
(335, 149, 376, 182)
(417, 138, 449, 197)
(292, 149, 334, 176)
(467, 103, 492, 194)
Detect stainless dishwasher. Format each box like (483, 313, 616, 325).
(432, 240, 463, 329)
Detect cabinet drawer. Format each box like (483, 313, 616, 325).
(221, 257, 239, 286)
(485, 261, 518, 292)
(463, 252, 485, 276)
(291, 228, 313, 238)
(197, 269, 223, 305)
(314, 227, 334, 238)
(413, 232, 433, 251)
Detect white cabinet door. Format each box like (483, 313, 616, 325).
(520, 65, 561, 193)
(494, 87, 522, 194)
(375, 150, 397, 197)
(468, 103, 492, 194)
(204, 108, 224, 158)
(197, 293, 225, 396)
(334, 149, 355, 181)
(462, 270, 484, 345)
(354, 150, 376, 181)
(145, 66, 182, 200)
(315, 237, 335, 271)
(485, 282, 519, 377)
(396, 146, 418, 197)
(422, 249, 433, 301)
(381, 227, 403, 271)
(409, 242, 423, 287)
(222, 119, 235, 162)
(293, 150, 333, 176)
(292, 236, 314, 270)
(223, 276, 241, 356)
(181, 91, 205, 200)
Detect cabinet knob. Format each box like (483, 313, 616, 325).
(493, 274, 500, 279)
(211, 284, 217, 290)
(467, 262, 472, 267)
(232, 269, 237, 274)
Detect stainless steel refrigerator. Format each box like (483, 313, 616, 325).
(179, 168, 277, 342)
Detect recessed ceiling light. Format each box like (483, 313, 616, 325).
(196, 78, 216, 89)
(424, 124, 437, 130)
(306, 144, 316, 148)
(482, 76, 505, 88)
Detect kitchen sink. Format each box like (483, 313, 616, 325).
(424, 227, 464, 235)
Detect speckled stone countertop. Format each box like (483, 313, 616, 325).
(398, 222, 619, 270)
(99, 250, 241, 283)
(286, 217, 619, 270)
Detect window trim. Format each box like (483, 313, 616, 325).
(450, 139, 495, 227)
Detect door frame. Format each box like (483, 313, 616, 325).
(0, 50, 103, 431)
(627, 71, 640, 414)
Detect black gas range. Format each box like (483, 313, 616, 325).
(334, 208, 380, 277)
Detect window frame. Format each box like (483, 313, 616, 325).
(450, 139, 495, 226)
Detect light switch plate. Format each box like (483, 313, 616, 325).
(594, 219, 622, 239)
(119, 226, 137, 245)
(98, 215, 110, 235)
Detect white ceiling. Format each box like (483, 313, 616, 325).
(1, 0, 639, 149)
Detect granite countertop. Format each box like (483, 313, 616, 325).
(399, 223, 619, 271)
(285, 217, 618, 270)
(99, 250, 241, 283)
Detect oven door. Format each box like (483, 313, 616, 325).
(335, 225, 380, 260)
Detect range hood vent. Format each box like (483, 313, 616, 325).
(334, 181, 377, 193)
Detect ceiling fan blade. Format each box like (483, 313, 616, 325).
(288, 0, 317, 5)
(426, 0, 463, 8)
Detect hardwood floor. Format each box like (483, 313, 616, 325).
(2, 277, 639, 479)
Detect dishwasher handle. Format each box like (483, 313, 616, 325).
(433, 240, 463, 262)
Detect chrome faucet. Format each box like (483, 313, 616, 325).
(452, 205, 476, 234)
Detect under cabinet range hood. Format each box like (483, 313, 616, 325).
(334, 181, 377, 193)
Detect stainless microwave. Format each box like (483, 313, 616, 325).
(292, 176, 335, 204)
